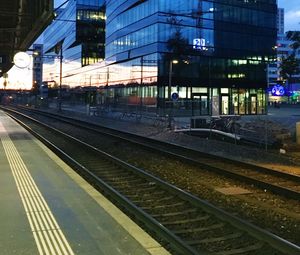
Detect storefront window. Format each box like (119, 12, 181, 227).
(257, 89, 266, 114)
(239, 89, 245, 114)
(212, 88, 219, 96)
(192, 87, 208, 93)
(250, 95, 257, 114)
(201, 95, 209, 115)
(232, 90, 239, 115)
(221, 88, 229, 94)
(221, 96, 229, 115)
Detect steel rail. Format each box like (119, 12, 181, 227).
(4, 109, 300, 255)
(5, 112, 198, 255)
(6, 106, 300, 201)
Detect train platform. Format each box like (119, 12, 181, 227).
(0, 110, 170, 255)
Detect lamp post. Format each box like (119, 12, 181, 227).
(140, 56, 144, 109)
(168, 59, 178, 128)
(58, 46, 63, 112)
(31, 49, 63, 110)
(42, 39, 64, 112)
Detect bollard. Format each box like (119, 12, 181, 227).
(296, 122, 300, 144)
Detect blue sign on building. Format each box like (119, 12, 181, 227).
(171, 92, 179, 100)
(271, 84, 285, 96)
(193, 38, 206, 50)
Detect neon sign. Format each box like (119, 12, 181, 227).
(193, 38, 206, 50)
(271, 84, 285, 96)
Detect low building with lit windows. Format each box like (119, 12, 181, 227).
(267, 34, 300, 103)
(267, 8, 300, 103)
(268, 35, 300, 102)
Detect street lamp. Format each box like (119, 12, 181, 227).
(168, 59, 178, 100)
(42, 39, 64, 112)
(58, 45, 63, 112)
(168, 59, 178, 128)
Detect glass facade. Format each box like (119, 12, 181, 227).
(103, 0, 277, 115)
(42, 0, 105, 87)
(41, 0, 277, 116)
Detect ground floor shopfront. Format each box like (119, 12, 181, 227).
(99, 84, 267, 117)
(43, 52, 268, 117)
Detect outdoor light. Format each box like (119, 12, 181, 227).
(13, 52, 31, 69)
(168, 59, 179, 128)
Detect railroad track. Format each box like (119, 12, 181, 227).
(6, 106, 300, 201)
(3, 108, 300, 254)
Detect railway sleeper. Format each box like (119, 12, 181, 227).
(120, 189, 166, 197)
(112, 186, 161, 197)
(92, 166, 119, 173)
(85, 160, 112, 167)
(213, 242, 264, 255)
(186, 232, 242, 245)
(161, 215, 210, 226)
(99, 171, 133, 178)
(152, 208, 198, 218)
(141, 201, 186, 210)
(109, 180, 157, 189)
(104, 177, 143, 185)
(129, 195, 175, 204)
(173, 223, 224, 234)
(132, 181, 158, 187)
(128, 196, 174, 204)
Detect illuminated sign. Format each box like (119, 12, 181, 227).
(193, 38, 206, 50)
(171, 92, 179, 100)
(13, 52, 30, 68)
(271, 84, 285, 96)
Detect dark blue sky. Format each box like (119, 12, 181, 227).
(54, 0, 300, 31)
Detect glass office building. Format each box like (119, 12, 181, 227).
(41, 0, 277, 116)
(104, 0, 277, 115)
(42, 0, 105, 88)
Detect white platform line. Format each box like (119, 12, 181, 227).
(6, 138, 73, 255)
(1, 124, 75, 255)
(34, 127, 172, 255)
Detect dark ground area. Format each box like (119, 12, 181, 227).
(46, 103, 300, 174)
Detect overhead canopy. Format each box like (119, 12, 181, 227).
(0, 0, 54, 76)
